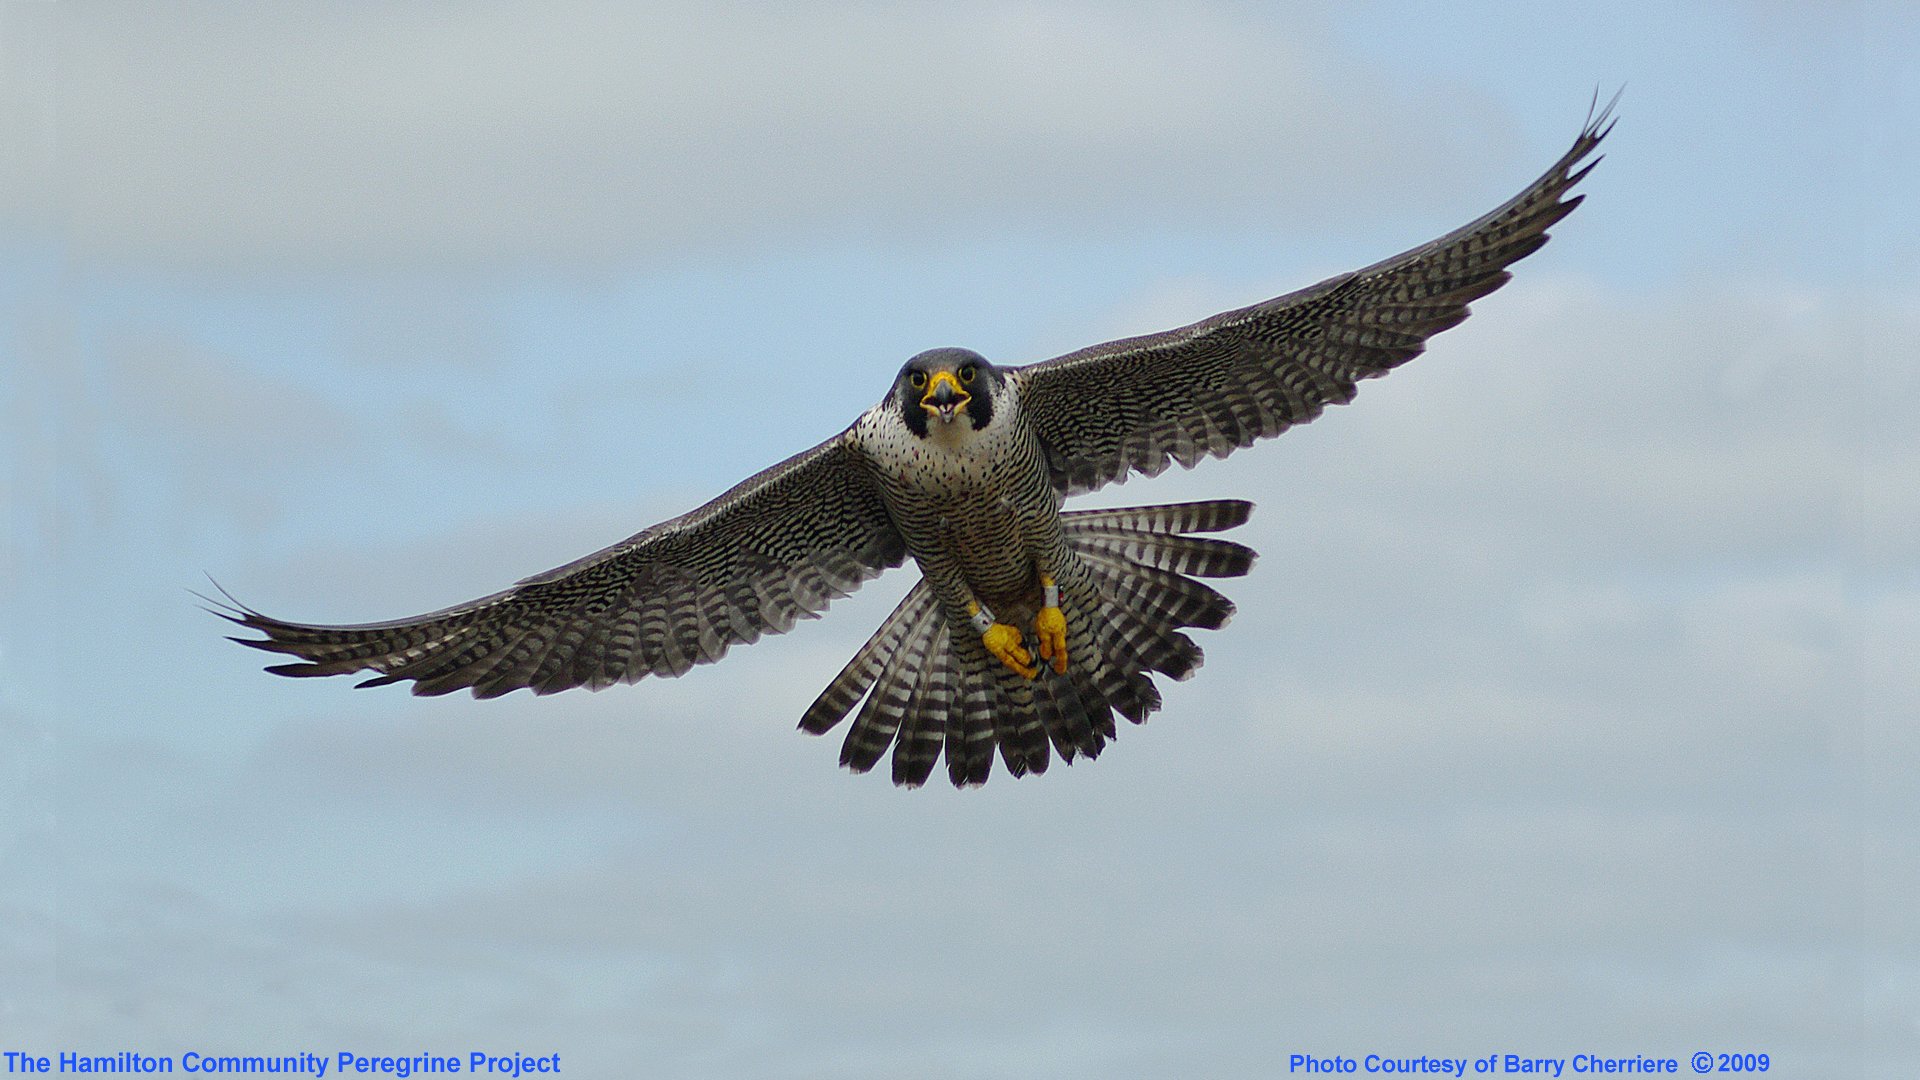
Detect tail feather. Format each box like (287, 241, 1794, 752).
(945, 635, 1000, 787)
(1046, 667, 1107, 762)
(1063, 612, 1119, 745)
(802, 500, 1256, 786)
(1037, 602, 1118, 763)
(839, 594, 943, 772)
(1059, 499, 1252, 535)
(1094, 591, 1204, 682)
(992, 667, 1051, 779)
(799, 582, 935, 735)
(1072, 577, 1164, 725)
(1075, 549, 1238, 631)
(1031, 673, 1073, 761)
(1065, 528, 1255, 579)
(892, 629, 952, 788)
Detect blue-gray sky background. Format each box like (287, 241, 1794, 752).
(4, 2, 1915, 1076)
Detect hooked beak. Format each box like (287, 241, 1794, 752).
(919, 370, 970, 423)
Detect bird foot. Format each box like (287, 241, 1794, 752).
(1034, 605, 1068, 675)
(982, 622, 1038, 680)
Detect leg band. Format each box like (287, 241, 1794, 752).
(968, 602, 996, 634)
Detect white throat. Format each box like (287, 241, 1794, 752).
(924, 411, 980, 451)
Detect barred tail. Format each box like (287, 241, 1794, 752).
(797, 500, 1255, 787)
(796, 581, 936, 739)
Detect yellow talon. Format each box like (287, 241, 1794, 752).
(982, 622, 1038, 680)
(1034, 605, 1068, 675)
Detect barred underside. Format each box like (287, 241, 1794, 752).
(798, 499, 1255, 787)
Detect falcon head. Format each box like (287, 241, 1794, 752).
(897, 347, 997, 438)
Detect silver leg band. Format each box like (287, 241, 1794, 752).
(969, 604, 996, 634)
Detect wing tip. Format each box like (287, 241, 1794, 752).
(1585, 84, 1625, 141)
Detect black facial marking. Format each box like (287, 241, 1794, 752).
(966, 371, 994, 430)
(899, 369, 930, 438)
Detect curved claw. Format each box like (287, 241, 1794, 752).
(1034, 606, 1068, 675)
(982, 622, 1037, 680)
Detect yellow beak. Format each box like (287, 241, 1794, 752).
(920, 370, 970, 420)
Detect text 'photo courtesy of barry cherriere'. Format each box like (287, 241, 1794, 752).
(0, 1050, 558, 1077)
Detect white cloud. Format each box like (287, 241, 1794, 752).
(12, 0, 1514, 271)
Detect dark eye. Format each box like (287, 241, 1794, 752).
(958, 365, 977, 384)
(908, 371, 927, 388)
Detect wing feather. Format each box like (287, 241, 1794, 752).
(222, 431, 906, 697)
(1013, 102, 1614, 495)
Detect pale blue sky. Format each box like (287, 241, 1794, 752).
(4, 2, 1915, 1076)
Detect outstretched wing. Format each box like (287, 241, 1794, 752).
(220, 431, 907, 697)
(1013, 103, 1614, 495)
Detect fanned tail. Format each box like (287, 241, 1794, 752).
(799, 500, 1255, 788)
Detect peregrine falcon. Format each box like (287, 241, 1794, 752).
(219, 106, 1612, 787)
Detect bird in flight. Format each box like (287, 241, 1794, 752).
(219, 104, 1613, 788)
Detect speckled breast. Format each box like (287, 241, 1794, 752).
(855, 397, 1063, 613)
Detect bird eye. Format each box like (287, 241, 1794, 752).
(958, 365, 977, 384)
(908, 371, 927, 389)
